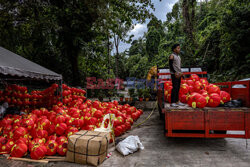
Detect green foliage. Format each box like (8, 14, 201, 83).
(143, 88, 151, 98)
(0, 0, 249, 87)
(0, 0, 153, 87)
(137, 89, 144, 97)
(128, 38, 146, 56)
(195, 0, 250, 81)
(128, 88, 135, 97)
(146, 26, 161, 61)
(124, 0, 250, 82)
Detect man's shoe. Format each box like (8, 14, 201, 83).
(177, 102, 185, 106)
(170, 103, 179, 107)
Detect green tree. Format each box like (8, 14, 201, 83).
(0, 0, 154, 86)
(129, 37, 146, 56)
(146, 27, 161, 61)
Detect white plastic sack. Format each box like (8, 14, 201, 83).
(116, 136, 144, 156)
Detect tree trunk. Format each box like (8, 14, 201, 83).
(114, 35, 120, 77)
(115, 54, 119, 77)
(182, 0, 190, 37)
(182, 0, 196, 48)
(67, 47, 80, 86)
(191, 0, 196, 48)
(71, 55, 80, 86)
(107, 33, 110, 75)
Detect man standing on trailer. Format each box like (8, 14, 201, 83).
(169, 44, 185, 107)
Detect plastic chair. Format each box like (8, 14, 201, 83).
(94, 114, 116, 144)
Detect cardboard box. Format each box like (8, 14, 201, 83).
(66, 130, 110, 166)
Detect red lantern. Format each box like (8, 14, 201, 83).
(220, 91, 231, 103)
(194, 81, 202, 92)
(126, 117, 134, 125)
(65, 117, 74, 126)
(195, 95, 207, 108)
(32, 109, 42, 117)
(56, 136, 67, 144)
(48, 112, 56, 122)
(7, 130, 14, 139)
(56, 108, 66, 115)
(54, 115, 66, 124)
(33, 129, 48, 140)
(57, 141, 68, 156)
(12, 119, 21, 130)
(0, 137, 8, 151)
(187, 93, 202, 107)
(1, 117, 13, 127)
(199, 89, 207, 94)
(164, 81, 172, 89)
(188, 85, 195, 93)
(164, 86, 173, 96)
(92, 101, 101, 109)
(72, 118, 84, 129)
(21, 118, 35, 131)
(3, 124, 12, 133)
(1, 139, 15, 153)
(165, 94, 171, 103)
(15, 137, 29, 145)
(88, 117, 98, 126)
(200, 79, 208, 85)
(10, 143, 28, 158)
(131, 112, 138, 121)
(93, 110, 103, 119)
(82, 125, 96, 131)
(181, 79, 187, 84)
(180, 84, 189, 95)
(207, 84, 220, 95)
(114, 126, 123, 137)
(45, 140, 58, 156)
(126, 107, 134, 115)
(66, 126, 78, 138)
(26, 114, 38, 123)
(48, 135, 57, 141)
(29, 138, 45, 152)
(180, 94, 188, 103)
(124, 122, 131, 131)
(190, 74, 199, 82)
(38, 118, 51, 130)
(207, 93, 221, 107)
(79, 104, 87, 111)
(30, 145, 47, 160)
(40, 108, 49, 116)
(47, 123, 56, 135)
(13, 127, 28, 141)
(55, 123, 67, 136)
(186, 80, 194, 86)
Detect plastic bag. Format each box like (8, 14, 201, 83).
(0, 102, 8, 119)
(223, 99, 243, 108)
(116, 136, 144, 156)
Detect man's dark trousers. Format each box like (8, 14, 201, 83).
(171, 74, 181, 103)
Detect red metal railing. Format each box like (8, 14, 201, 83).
(157, 71, 208, 76)
(214, 80, 250, 107)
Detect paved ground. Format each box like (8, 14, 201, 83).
(1, 108, 250, 167)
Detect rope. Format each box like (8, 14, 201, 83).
(132, 101, 158, 128)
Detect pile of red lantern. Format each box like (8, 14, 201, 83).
(0, 84, 60, 109)
(0, 84, 143, 159)
(164, 74, 231, 108)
